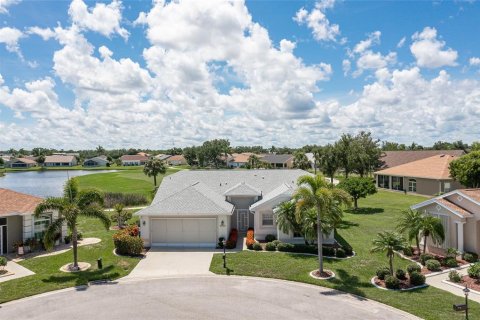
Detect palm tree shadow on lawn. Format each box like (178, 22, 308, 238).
(345, 207, 384, 215)
(327, 269, 370, 300)
(42, 265, 118, 287)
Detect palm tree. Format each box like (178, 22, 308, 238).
(294, 174, 351, 274)
(396, 209, 422, 254)
(111, 203, 131, 229)
(248, 154, 260, 169)
(275, 201, 303, 238)
(35, 178, 110, 271)
(419, 215, 445, 253)
(293, 152, 311, 170)
(371, 231, 406, 276)
(143, 158, 166, 186)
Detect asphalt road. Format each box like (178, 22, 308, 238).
(0, 276, 419, 320)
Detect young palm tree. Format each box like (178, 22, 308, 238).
(275, 201, 303, 237)
(294, 174, 351, 274)
(247, 154, 260, 169)
(419, 215, 445, 253)
(111, 203, 131, 229)
(396, 209, 422, 254)
(371, 231, 406, 276)
(35, 178, 110, 271)
(143, 158, 167, 186)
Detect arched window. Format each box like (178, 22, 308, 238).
(408, 179, 417, 192)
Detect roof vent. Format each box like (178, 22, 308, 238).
(220, 183, 222, 186)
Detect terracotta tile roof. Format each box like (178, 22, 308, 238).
(12, 158, 37, 164)
(436, 198, 472, 218)
(230, 153, 251, 163)
(0, 188, 43, 216)
(168, 155, 185, 161)
(379, 150, 465, 169)
(120, 155, 149, 161)
(459, 189, 480, 203)
(374, 154, 458, 180)
(44, 155, 75, 163)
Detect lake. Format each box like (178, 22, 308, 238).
(0, 170, 117, 198)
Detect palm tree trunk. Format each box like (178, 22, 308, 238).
(415, 235, 420, 254)
(330, 175, 333, 184)
(317, 205, 323, 274)
(354, 198, 358, 210)
(154, 174, 157, 186)
(389, 253, 394, 276)
(72, 226, 79, 270)
(423, 235, 427, 253)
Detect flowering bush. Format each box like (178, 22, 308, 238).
(226, 229, 238, 249)
(112, 226, 143, 255)
(246, 228, 255, 249)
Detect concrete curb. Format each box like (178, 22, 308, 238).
(242, 249, 356, 260)
(441, 279, 480, 295)
(370, 277, 428, 291)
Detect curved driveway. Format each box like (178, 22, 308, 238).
(0, 276, 418, 320)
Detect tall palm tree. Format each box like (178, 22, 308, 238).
(248, 154, 260, 169)
(294, 174, 351, 274)
(35, 178, 110, 271)
(396, 209, 422, 253)
(419, 215, 445, 253)
(371, 231, 406, 276)
(143, 158, 166, 186)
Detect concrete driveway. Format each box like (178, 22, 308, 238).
(0, 276, 419, 320)
(124, 247, 214, 279)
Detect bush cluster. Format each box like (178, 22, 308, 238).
(226, 229, 238, 249)
(246, 228, 256, 249)
(463, 252, 479, 263)
(395, 269, 406, 280)
(425, 259, 441, 271)
(409, 272, 426, 286)
(265, 242, 276, 251)
(402, 247, 413, 256)
(112, 225, 143, 256)
(0, 256, 6, 269)
(104, 192, 148, 208)
(385, 275, 400, 289)
(420, 253, 435, 265)
(376, 267, 391, 280)
(467, 263, 480, 279)
(277, 242, 295, 252)
(335, 248, 346, 258)
(407, 264, 421, 275)
(265, 234, 276, 242)
(443, 258, 458, 268)
(252, 242, 262, 251)
(448, 270, 462, 283)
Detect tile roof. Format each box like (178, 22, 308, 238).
(230, 153, 251, 163)
(379, 150, 465, 169)
(11, 158, 37, 164)
(436, 198, 472, 218)
(459, 189, 480, 203)
(261, 154, 294, 163)
(120, 155, 149, 161)
(0, 188, 42, 216)
(374, 154, 458, 180)
(44, 155, 76, 163)
(167, 155, 186, 161)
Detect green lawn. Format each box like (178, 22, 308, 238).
(210, 190, 480, 320)
(0, 216, 141, 303)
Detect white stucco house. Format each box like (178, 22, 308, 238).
(136, 169, 334, 248)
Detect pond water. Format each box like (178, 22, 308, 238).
(0, 170, 116, 198)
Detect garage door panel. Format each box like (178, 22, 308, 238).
(151, 218, 216, 246)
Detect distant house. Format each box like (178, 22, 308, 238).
(44, 155, 78, 167)
(155, 154, 172, 161)
(7, 157, 37, 168)
(166, 155, 187, 166)
(52, 152, 80, 157)
(137, 152, 150, 157)
(260, 154, 294, 169)
(378, 150, 465, 169)
(120, 155, 149, 166)
(228, 153, 252, 168)
(83, 155, 109, 167)
(0, 188, 66, 254)
(374, 154, 464, 196)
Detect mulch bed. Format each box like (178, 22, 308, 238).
(374, 276, 416, 290)
(455, 275, 480, 292)
(312, 270, 334, 278)
(406, 252, 469, 275)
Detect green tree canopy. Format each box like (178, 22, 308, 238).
(371, 231, 406, 276)
(449, 151, 480, 188)
(143, 158, 167, 186)
(293, 151, 311, 170)
(338, 177, 377, 209)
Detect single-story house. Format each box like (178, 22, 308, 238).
(374, 154, 463, 196)
(44, 155, 78, 167)
(155, 154, 172, 161)
(137, 152, 150, 157)
(0, 188, 66, 254)
(83, 155, 109, 167)
(378, 150, 465, 169)
(227, 153, 252, 168)
(166, 155, 187, 166)
(136, 169, 334, 248)
(260, 154, 294, 169)
(120, 155, 149, 166)
(411, 189, 480, 255)
(7, 158, 37, 168)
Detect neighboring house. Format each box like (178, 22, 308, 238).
(155, 154, 172, 161)
(378, 150, 465, 169)
(136, 169, 334, 248)
(411, 189, 480, 255)
(120, 155, 149, 166)
(166, 155, 187, 166)
(260, 154, 294, 169)
(7, 158, 37, 168)
(374, 154, 463, 196)
(52, 152, 80, 157)
(83, 155, 109, 167)
(0, 188, 66, 254)
(228, 153, 252, 168)
(44, 155, 78, 167)
(305, 153, 316, 170)
(137, 152, 150, 157)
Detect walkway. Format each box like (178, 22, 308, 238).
(0, 276, 419, 320)
(0, 261, 34, 283)
(426, 265, 480, 303)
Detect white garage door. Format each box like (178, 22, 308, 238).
(151, 218, 217, 247)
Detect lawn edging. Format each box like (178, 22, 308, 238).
(243, 249, 356, 260)
(441, 280, 480, 296)
(370, 277, 428, 291)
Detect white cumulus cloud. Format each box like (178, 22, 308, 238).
(410, 27, 458, 68)
(294, 0, 341, 42)
(0, 27, 22, 53)
(0, 0, 19, 14)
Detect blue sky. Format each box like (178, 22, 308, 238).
(0, 0, 479, 149)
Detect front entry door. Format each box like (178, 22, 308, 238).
(237, 210, 249, 232)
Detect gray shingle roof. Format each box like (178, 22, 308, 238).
(250, 183, 294, 211)
(261, 154, 294, 164)
(223, 182, 262, 196)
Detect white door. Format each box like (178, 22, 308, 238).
(151, 218, 217, 247)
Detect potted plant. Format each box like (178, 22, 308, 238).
(13, 241, 24, 256)
(29, 238, 38, 252)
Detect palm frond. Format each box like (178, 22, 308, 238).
(34, 197, 66, 217)
(63, 178, 79, 203)
(80, 205, 111, 230)
(77, 189, 104, 209)
(43, 217, 65, 250)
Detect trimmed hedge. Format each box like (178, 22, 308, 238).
(265, 234, 276, 242)
(396, 269, 406, 280)
(252, 242, 262, 251)
(265, 242, 276, 251)
(443, 257, 458, 268)
(112, 225, 143, 256)
(468, 263, 480, 279)
(0, 256, 6, 269)
(385, 275, 400, 289)
(277, 243, 295, 252)
(409, 271, 426, 286)
(420, 253, 435, 266)
(426, 259, 441, 271)
(335, 248, 346, 258)
(407, 264, 421, 275)
(464, 252, 479, 263)
(403, 246, 413, 256)
(376, 267, 391, 280)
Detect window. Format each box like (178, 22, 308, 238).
(293, 232, 302, 238)
(441, 182, 451, 193)
(262, 213, 274, 226)
(0, 218, 6, 226)
(34, 214, 52, 240)
(392, 176, 403, 191)
(408, 179, 417, 192)
(377, 175, 389, 189)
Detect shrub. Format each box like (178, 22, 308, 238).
(265, 242, 276, 251)
(376, 267, 391, 280)
(463, 252, 479, 263)
(112, 230, 143, 256)
(265, 234, 276, 242)
(396, 269, 406, 280)
(246, 228, 255, 249)
(343, 245, 353, 256)
(225, 240, 236, 249)
(420, 253, 435, 265)
(402, 246, 413, 256)
(103, 192, 148, 208)
(467, 263, 480, 279)
(322, 246, 335, 256)
(277, 243, 294, 252)
(446, 247, 458, 258)
(226, 229, 238, 249)
(272, 240, 281, 247)
(448, 270, 462, 283)
(409, 272, 426, 286)
(252, 242, 262, 251)
(335, 248, 346, 258)
(425, 259, 441, 271)
(0, 256, 6, 270)
(217, 237, 225, 248)
(407, 264, 421, 275)
(443, 257, 458, 268)
(385, 275, 400, 289)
